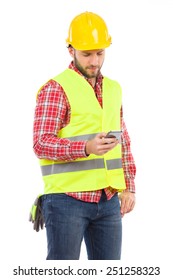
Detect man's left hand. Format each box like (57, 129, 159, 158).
(119, 191, 136, 217)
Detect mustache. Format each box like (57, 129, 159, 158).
(86, 65, 99, 69)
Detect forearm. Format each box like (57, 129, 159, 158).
(123, 175, 136, 193)
(33, 134, 87, 161)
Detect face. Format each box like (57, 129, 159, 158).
(69, 47, 105, 79)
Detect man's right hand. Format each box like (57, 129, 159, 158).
(85, 132, 119, 156)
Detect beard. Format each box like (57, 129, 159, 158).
(73, 56, 101, 79)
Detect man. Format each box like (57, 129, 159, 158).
(31, 11, 136, 260)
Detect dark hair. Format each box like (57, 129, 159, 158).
(67, 44, 73, 48)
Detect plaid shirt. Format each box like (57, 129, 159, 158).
(33, 62, 136, 203)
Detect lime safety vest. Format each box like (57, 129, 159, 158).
(39, 69, 126, 193)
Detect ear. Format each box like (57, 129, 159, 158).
(68, 46, 75, 58)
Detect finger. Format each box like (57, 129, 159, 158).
(120, 199, 126, 215)
(129, 200, 135, 212)
(121, 197, 131, 214)
(96, 143, 112, 153)
(123, 199, 135, 214)
(102, 137, 118, 145)
(101, 142, 118, 153)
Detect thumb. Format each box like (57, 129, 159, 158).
(96, 132, 107, 139)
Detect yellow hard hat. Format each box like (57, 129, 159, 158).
(66, 11, 112, 50)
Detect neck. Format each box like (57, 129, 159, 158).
(89, 78, 96, 88)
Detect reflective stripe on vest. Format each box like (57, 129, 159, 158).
(41, 158, 122, 176)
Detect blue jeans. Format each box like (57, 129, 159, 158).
(41, 191, 122, 260)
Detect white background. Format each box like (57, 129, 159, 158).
(1, 0, 173, 278)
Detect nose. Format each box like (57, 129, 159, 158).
(90, 54, 99, 66)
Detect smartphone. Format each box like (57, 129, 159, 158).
(105, 131, 122, 141)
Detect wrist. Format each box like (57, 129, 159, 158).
(85, 140, 91, 156)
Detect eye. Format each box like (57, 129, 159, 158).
(83, 53, 90, 57)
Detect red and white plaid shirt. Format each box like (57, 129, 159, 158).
(33, 62, 136, 203)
